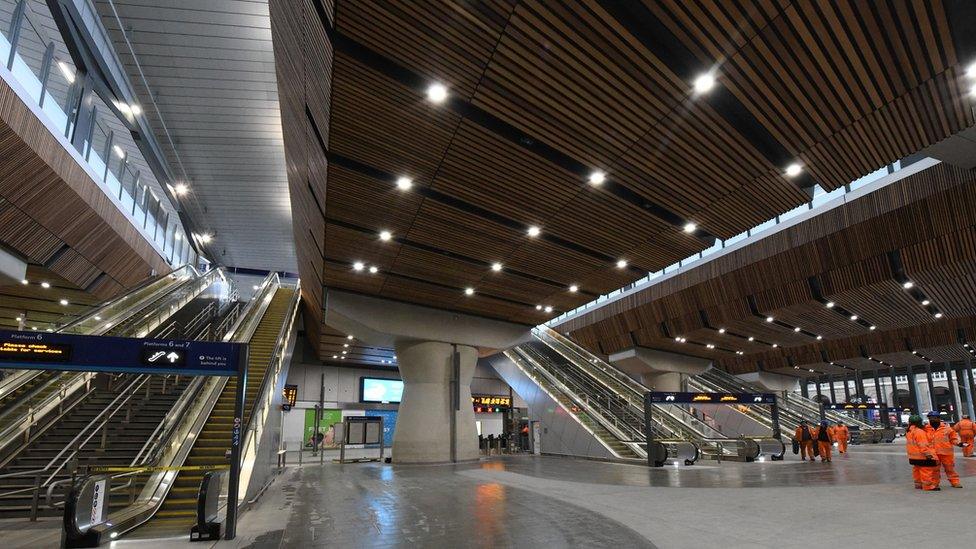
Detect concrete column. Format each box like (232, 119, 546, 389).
(392, 341, 479, 464)
(843, 375, 852, 402)
(829, 377, 837, 403)
(800, 380, 809, 398)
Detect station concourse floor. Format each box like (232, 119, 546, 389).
(7, 440, 976, 549)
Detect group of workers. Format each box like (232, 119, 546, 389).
(794, 420, 849, 462)
(906, 412, 974, 491)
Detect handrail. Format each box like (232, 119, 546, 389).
(237, 281, 301, 501)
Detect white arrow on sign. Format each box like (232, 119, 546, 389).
(166, 352, 181, 363)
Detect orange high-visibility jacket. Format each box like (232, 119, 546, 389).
(906, 425, 935, 460)
(925, 423, 961, 456)
(954, 418, 976, 438)
(833, 425, 849, 441)
(794, 425, 813, 441)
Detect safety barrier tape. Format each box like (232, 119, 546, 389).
(87, 465, 229, 473)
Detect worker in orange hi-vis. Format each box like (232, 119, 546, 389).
(833, 422, 850, 454)
(813, 420, 833, 463)
(953, 414, 975, 458)
(906, 415, 940, 490)
(925, 410, 966, 488)
(794, 420, 815, 461)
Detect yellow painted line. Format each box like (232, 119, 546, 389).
(87, 465, 230, 473)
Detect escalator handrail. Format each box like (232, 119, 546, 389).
(58, 265, 198, 333)
(533, 334, 731, 442)
(505, 349, 647, 459)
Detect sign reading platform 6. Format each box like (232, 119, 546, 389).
(647, 391, 776, 405)
(0, 329, 244, 376)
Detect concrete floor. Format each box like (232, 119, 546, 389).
(9, 441, 976, 548)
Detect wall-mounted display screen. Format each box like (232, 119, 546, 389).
(359, 377, 404, 403)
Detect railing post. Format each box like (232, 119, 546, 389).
(100, 421, 109, 449)
(102, 130, 115, 182)
(29, 474, 41, 521)
(6, 0, 26, 70)
(38, 42, 55, 108)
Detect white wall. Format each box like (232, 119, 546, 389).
(475, 413, 504, 436)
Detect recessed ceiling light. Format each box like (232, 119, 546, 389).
(794, 327, 801, 332)
(616, 259, 628, 269)
(785, 163, 803, 177)
(113, 145, 125, 158)
(174, 183, 189, 196)
(94, 316, 101, 321)
(588, 171, 606, 185)
(342, 350, 347, 355)
(922, 299, 930, 306)
(544, 306, 553, 313)
(40, 282, 50, 289)
(343, 344, 349, 348)
(491, 262, 503, 272)
(825, 301, 835, 308)
(766, 316, 774, 323)
(379, 230, 392, 241)
(808, 369, 815, 373)
(31, 326, 37, 331)
(850, 315, 858, 321)
(45, 328, 53, 332)
(535, 305, 542, 310)
(527, 226, 541, 237)
(934, 312, 943, 318)
(772, 343, 778, 348)
(57, 61, 75, 83)
(59, 299, 69, 306)
(252, 285, 259, 290)
(816, 335, 823, 340)
(718, 328, 726, 334)
(464, 287, 475, 296)
(683, 222, 697, 233)
(870, 325, 876, 330)
(15, 316, 22, 322)
(736, 350, 744, 355)
(333, 355, 338, 359)
(693, 72, 716, 93)
(353, 262, 364, 271)
(569, 284, 578, 293)
(903, 281, 914, 289)
(748, 336, 754, 341)
(706, 344, 715, 349)
(198, 233, 213, 244)
(426, 82, 448, 103)
(968, 62, 976, 78)
(396, 176, 413, 190)
(20, 279, 28, 285)
(347, 335, 354, 340)
(341, 356, 346, 360)
(368, 266, 379, 274)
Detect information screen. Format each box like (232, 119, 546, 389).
(0, 340, 71, 363)
(359, 377, 403, 403)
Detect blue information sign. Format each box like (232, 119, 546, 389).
(0, 329, 244, 376)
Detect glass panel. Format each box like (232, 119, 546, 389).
(750, 218, 775, 235)
(849, 166, 887, 191)
(0, 1, 17, 43)
(779, 202, 809, 222)
(8, 12, 45, 102)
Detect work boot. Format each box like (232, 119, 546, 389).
(952, 484, 962, 488)
(930, 487, 942, 491)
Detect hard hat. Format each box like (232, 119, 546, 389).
(926, 410, 941, 418)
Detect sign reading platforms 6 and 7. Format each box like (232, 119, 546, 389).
(0, 329, 244, 376)
(648, 392, 776, 405)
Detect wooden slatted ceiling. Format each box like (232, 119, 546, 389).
(0, 265, 100, 331)
(271, 0, 976, 358)
(563, 162, 976, 373)
(319, 323, 396, 367)
(652, 0, 973, 191)
(0, 74, 168, 303)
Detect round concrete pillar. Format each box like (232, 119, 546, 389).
(392, 341, 479, 463)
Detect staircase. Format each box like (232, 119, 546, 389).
(0, 375, 192, 517)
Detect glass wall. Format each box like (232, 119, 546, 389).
(0, 0, 195, 268)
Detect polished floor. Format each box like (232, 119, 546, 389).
(9, 441, 976, 548)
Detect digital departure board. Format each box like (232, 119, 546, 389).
(282, 384, 298, 410)
(472, 394, 511, 412)
(0, 340, 72, 363)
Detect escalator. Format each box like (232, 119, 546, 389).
(691, 367, 888, 443)
(0, 268, 235, 517)
(130, 287, 295, 537)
